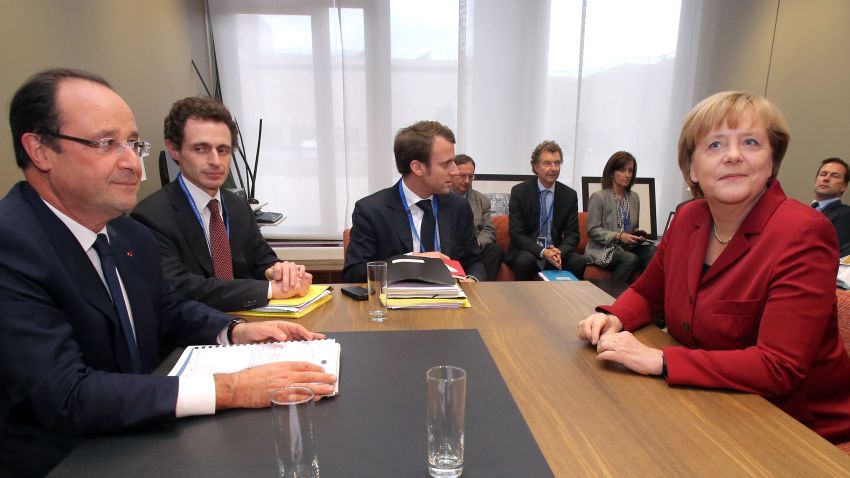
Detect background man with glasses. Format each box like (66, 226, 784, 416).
(505, 140, 586, 280)
(131, 96, 312, 312)
(0, 69, 336, 477)
(451, 154, 503, 280)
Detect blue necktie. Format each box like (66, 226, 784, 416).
(92, 234, 142, 373)
(539, 189, 552, 241)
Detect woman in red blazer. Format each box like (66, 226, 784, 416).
(577, 91, 850, 442)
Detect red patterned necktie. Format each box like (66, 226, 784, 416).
(207, 199, 234, 280)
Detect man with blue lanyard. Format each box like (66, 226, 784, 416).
(132, 96, 311, 312)
(505, 140, 586, 280)
(343, 120, 486, 282)
(812, 157, 850, 257)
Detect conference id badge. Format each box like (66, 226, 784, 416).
(536, 236, 548, 248)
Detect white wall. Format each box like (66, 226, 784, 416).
(690, 0, 850, 206)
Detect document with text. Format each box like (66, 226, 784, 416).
(168, 339, 340, 395)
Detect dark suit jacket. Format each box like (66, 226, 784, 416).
(0, 182, 231, 477)
(506, 178, 581, 261)
(600, 181, 850, 443)
(343, 180, 485, 282)
(131, 181, 279, 311)
(820, 199, 850, 257)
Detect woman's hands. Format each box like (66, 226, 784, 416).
(618, 232, 644, 245)
(576, 312, 664, 376)
(576, 312, 623, 344)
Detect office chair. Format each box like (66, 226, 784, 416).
(835, 289, 850, 455)
(158, 150, 170, 187)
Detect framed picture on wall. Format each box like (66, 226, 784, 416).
(581, 176, 658, 239)
(473, 174, 536, 216)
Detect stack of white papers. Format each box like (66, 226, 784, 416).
(385, 282, 469, 309)
(386, 281, 467, 299)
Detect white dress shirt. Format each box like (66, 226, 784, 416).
(181, 176, 224, 251)
(400, 178, 440, 253)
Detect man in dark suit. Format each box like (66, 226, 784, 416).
(131, 96, 311, 312)
(505, 140, 586, 280)
(0, 69, 336, 477)
(343, 121, 485, 282)
(813, 157, 850, 257)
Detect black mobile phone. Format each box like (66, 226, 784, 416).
(341, 285, 369, 301)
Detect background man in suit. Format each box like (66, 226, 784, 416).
(505, 140, 586, 280)
(344, 121, 485, 282)
(131, 96, 311, 312)
(0, 69, 336, 477)
(813, 157, 850, 257)
(452, 154, 503, 280)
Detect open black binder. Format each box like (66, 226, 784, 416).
(386, 254, 454, 286)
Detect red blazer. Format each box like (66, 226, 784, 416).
(601, 181, 850, 442)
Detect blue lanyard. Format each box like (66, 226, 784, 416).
(538, 188, 554, 231)
(177, 174, 230, 248)
(398, 181, 440, 253)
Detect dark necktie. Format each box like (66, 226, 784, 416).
(812, 201, 819, 208)
(417, 199, 436, 252)
(207, 199, 234, 279)
(92, 234, 142, 373)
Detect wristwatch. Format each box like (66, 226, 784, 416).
(226, 318, 247, 344)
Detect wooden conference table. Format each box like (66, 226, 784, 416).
(283, 281, 850, 476)
(52, 281, 850, 476)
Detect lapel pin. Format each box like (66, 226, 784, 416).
(126, 251, 134, 257)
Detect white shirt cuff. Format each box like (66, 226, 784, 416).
(268, 281, 273, 300)
(217, 325, 230, 345)
(176, 375, 217, 418)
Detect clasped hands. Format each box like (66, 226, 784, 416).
(266, 261, 312, 298)
(215, 321, 336, 410)
(543, 245, 561, 269)
(576, 313, 663, 376)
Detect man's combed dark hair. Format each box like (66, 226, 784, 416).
(601, 151, 637, 191)
(393, 120, 456, 175)
(164, 96, 238, 150)
(10, 68, 112, 169)
(819, 157, 850, 186)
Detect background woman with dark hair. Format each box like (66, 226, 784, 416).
(585, 151, 656, 282)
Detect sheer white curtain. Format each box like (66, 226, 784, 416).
(207, 0, 699, 238)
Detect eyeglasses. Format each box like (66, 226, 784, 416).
(46, 132, 151, 159)
(453, 174, 475, 181)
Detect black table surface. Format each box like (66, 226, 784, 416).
(49, 329, 552, 477)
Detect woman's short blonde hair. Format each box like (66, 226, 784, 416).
(677, 91, 790, 198)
